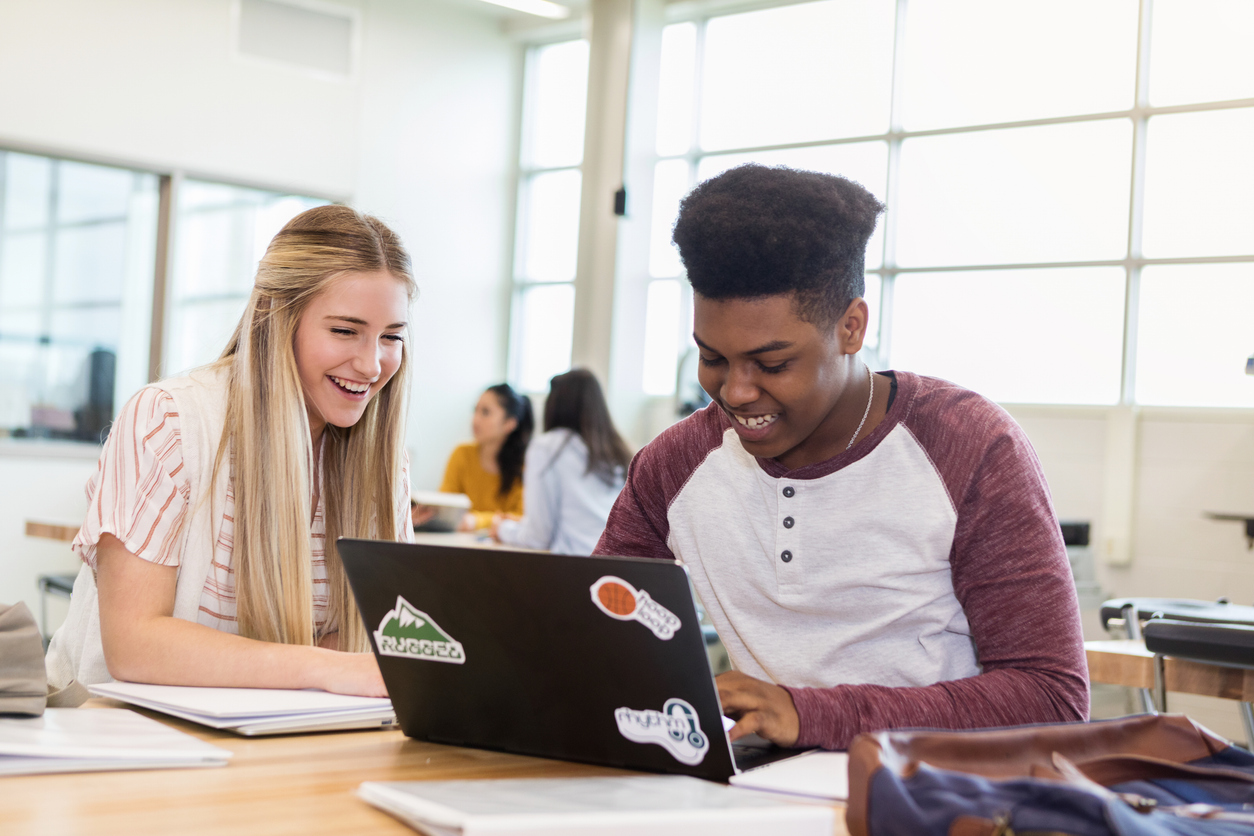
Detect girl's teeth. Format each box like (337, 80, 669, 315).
(332, 376, 369, 393)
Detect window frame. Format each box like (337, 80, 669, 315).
(0, 142, 340, 447)
(639, 0, 1254, 409)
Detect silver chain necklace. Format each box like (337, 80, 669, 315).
(846, 364, 874, 451)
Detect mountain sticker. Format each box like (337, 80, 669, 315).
(589, 575, 682, 640)
(374, 595, 466, 664)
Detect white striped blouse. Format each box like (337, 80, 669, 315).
(72, 386, 412, 640)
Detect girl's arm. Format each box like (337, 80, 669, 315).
(495, 439, 559, 550)
(95, 533, 385, 696)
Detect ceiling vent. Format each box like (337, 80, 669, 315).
(236, 0, 355, 79)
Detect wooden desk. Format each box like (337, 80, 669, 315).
(1086, 640, 1254, 702)
(24, 519, 80, 542)
(1, 700, 849, 835)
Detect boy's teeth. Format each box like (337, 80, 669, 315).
(735, 413, 778, 429)
(331, 376, 369, 393)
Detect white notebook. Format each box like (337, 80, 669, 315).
(89, 681, 396, 736)
(357, 775, 834, 836)
(729, 750, 849, 801)
(0, 708, 231, 776)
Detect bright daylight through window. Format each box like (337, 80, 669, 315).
(512, 0, 1254, 408)
(0, 150, 327, 442)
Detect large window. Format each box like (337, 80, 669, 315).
(509, 39, 589, 393)
(0, 149, 327, 442)
(0, 152, 158, 441)
(165, 181, 324, 376)
(640, 0, 1254, 407)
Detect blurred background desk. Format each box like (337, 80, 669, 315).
(1087, 640, 1254, 702)
(1, 699, 850, 835)
(1086, 639, 1254, 747)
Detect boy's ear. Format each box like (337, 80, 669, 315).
(833, 297, 869, 356)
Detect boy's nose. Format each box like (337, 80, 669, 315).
(721, 366, 759, 407)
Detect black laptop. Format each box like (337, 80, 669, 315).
(338, 539, 806, 782)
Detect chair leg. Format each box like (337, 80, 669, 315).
(39, 587, 50, 641)
(1123, 604, 1158, 714)
(1240, 703, 1254, 752)
(1152, 653, 1168, 713)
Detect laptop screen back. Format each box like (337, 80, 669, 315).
(338, 539, 737, 781)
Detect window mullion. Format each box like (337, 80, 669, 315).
(876, 0, 910, 370)
(1121, 0, 1155, 405)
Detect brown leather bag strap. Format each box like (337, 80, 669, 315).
(1074, 753, 1254, 787)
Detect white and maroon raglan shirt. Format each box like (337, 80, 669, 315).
(594, 371, 1089, 750)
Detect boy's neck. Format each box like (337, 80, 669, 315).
(773, 368, 891, 470)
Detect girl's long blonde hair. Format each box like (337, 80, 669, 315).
(212, 205, 416, 653)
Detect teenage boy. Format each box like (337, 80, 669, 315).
(595, 165, 1088, 751)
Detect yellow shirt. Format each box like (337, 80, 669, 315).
(440, 443, 524, 529)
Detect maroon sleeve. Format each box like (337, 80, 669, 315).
(594, 404, 727, 560)
(784, 377, 1089, 749)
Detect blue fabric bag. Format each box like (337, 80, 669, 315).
(846, 714, 1254, 836)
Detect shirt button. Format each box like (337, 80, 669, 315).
(782, 516, 794, 529)
(782, 486, 795, 498)
(781, 550, 793, 563)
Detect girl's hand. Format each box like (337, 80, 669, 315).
(317, 651, 388, 698)
(456, 512, 477, 532)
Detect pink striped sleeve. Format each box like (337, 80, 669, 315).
(72, 388, 191, 570)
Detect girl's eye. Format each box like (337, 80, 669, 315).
(759, 361, 787, 374)
(383, 333, 404, 343)
(698, 355, 724, 368)
(331, 327, 354, 336)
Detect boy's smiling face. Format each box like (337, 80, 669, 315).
(694, 291, 869, 470)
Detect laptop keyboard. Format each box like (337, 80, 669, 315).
(731, 735, 810, 771)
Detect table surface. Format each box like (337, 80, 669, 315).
(1, 700, 849, 836)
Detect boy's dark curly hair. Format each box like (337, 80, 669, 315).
(672, 164, 885, 327)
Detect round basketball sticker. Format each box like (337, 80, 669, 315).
(593, 577, 639, 618)
(590, 576, 682, 640)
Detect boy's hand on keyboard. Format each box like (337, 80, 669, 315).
(716, 670, 799, 747)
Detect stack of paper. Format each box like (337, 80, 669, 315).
(89, 682, 396, 736)
(358, 775, 835, 836)
(0, 708, 231, 776)
(729, 750, 849, 801)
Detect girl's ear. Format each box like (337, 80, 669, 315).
(502, 416, 518, 436)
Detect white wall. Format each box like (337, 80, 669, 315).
(0, 0, 520, 617)
(1007, 407, 1254, 607)
(1007, 405, 1254, 740)
(0, 446, 97, 632)
(0, 0, 362, 196)
(351, 0, 521, 490)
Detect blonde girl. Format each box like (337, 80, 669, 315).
(47, 205, 415, 697)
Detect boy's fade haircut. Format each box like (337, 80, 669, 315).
(672, 164, 886, 328)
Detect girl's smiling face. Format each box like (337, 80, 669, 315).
(293, 270, 410, 443)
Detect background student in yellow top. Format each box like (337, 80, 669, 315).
(418, 384, 533, 531)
